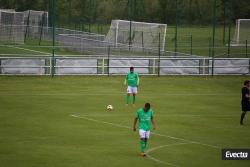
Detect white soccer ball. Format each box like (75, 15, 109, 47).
(107, 105, 113, 111)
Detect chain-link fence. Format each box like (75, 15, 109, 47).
(0, 0, 249, 77)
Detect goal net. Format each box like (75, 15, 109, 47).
(0, 9, 25, 44)
(0, 9, 49, 44)
(232, 19, 250, 46)
(105, 20, 167, 52)
(24, 10, 49, 37)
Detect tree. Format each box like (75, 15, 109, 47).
(232, 0, 250, 20)
(158, 0, 168, 23)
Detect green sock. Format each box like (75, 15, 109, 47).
(133, 95, 136, 104)
(126, 95, 130, 104)
(140, 140, 146, 153)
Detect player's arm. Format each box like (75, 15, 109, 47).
(137, 75, 140, 87)
(243, 89, 250, 98)
(124, 74, 128, 86)
(245, 93, 250, 98)
(151, 117, 156, 130)
(133, 117, 138, 131)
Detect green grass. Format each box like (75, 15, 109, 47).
(0, 25, 248, 57)
(0, 38, 81, 56)
(0, 76, 250, 167)
(165, 26, 248, 57)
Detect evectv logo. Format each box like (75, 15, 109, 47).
(226, 151, 248, 158)
(222, 149, 250, 160)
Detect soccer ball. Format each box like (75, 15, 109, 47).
(107, 105, 113, 111)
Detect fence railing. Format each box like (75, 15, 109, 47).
(0, 56, 249, 76)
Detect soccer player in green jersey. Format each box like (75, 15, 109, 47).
(133, 103, 156, 156)
(124, 67, 139, 105)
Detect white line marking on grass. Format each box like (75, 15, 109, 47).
(146, 142, 191, 167)
(75, 114, 245, 132)
(70, 114, 220, 149)
(71, 114, 130, 129)
(77, 114, 238, 118)
(150, 132, 219, 149)
(0, 93, 237, 96)
(6, 45, 51, 55)
(147, 155, 179, 167)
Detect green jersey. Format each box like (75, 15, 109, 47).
(126, 72, 139, 87)
(136, 108, 154, 131)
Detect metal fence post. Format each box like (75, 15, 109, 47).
(107, 45, 110, 76)
(246, 40, 248, 58)
(188, 0, 192, 25)
(81, 22, 84, 31)
(141, 31, 144, 52)
(208, 37, 211, 57)
(0, 59, 1, 74)
(227, 24, 231, 57)
(100, 23, 103, 34)
(51, 0, 56, 77)
(190, 34, 193, 56)
(158, 33, 161, 77)
(39, 12, 46, 45)
(211, 0, 216, 76)
(24, 10, 30, 43)
(174, 0, 179, 56)
(222, 2, 226, 45)
(102, 57, 105, 74)
(128, 0, 134, 51)
(88, 23, 91, 33)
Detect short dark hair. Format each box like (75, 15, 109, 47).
(244, 80, 250, 86)
(145, 103, 151, 109)
(130, 66, 134, 70)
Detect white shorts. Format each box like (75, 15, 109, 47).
(139, 129, 150, 139)
(127, 86, 137, 94)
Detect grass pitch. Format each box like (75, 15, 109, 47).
(0, 76, 250, 167)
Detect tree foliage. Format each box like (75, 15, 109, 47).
(0, 0, 249, 25)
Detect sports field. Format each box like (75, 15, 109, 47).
(0, 76, 249, 167)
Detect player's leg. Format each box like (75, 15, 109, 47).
(132, 87, 138, 104)
(133, 94, 136, 104)
(126, 86, 132, 105)
(140, 138, 146, 155)
(126, 93, 131, 105)
(240, 111, 247, 125)
(139, 129, 147, 156)
(240, 101, 249, 125)
(144, 131, 150, 149)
